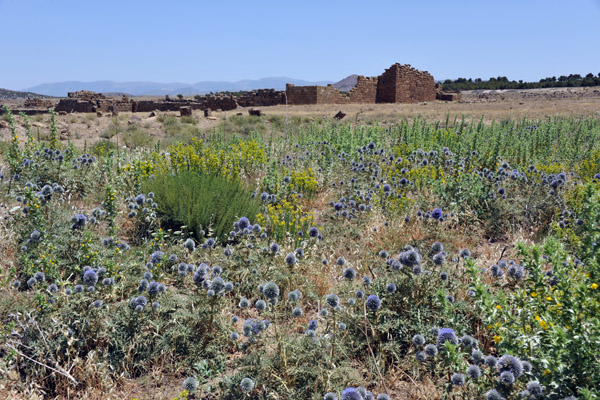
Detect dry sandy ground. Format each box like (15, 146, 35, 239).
(1, 86, 599, 149)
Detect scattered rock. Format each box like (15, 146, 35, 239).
(58, 111, 67, 116)
(204, 108, 212, 117)
(180, 106, 192, 117)
(334, 111, 346, 120)
(96, 111, 103, 117)
(236, 112, 243, 116)
(111, 111, 119, 117)
(148, 111, 157, 117)
(207, 116, 218, 121)
(248, 108, 261, 116)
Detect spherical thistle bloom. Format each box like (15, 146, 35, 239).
(431, 241, 444, 253)
(341, 388, 363, 400)
(451, 373, 466, 386)
(416, 351, 427, 362)
(412, 334, 426, 346)
(308, 319, 318, 330)
(285, 252, 297, 265)
(437, 328, 458, 347)
(522, 360, 532, 373)
(424, 343, 438, 356)
(467, 365, 481, 379)
(433, 253, 446, 266)
(270, 242, 280, 253)
(338, 322, 347, 330)
(431, 207, 443, 220)
(83, 270, 98, 286)
(526, 381, 543, 397)
(507, 264, 525, 281)
(151, 251, 164, 264)
(324, 393, 338, 400)
(183, 238, 195, 252)
(230, 331, 239, 341)
(309, 227, 319, 238)
(343, 267, 356, 280)
(239, 297, 250, 309)
(211, 276, 225, 293)
(440, 271, 449, 281)
(486, 389, 506, 400)
(262, 282, 280, 300)
(48, 283, 58, 294)
(485, 355, 498, 368)
(74, 284, 84, 293)
(326, 293, 340, 308)
(356, 290, 364, 299)
(255, 299, 267, 312)
(497, 354, 523, 378)
(377, 395, 390, 400)
(319, 308, 329, 317)
(362, 276, 372, 286)
(460, 249, 471, 259)
(34, 271, 46, 283)
(472, 349, 484, 363)
(336, 256, 346, 266)
(292, 307, 303, 317)
(152, 301, 160, 310)
(461, 335, 478, 348)
(288, 289, 302, 302)
(386, 283, 397, 294)
(92, 299, 103, 308)
(379, 250, 389, 259)
(366, 294, 381, 311)
(102, 277, 114, 286)
(500, 371, 515, 385)
(240, 377, 254, 393)
(183, 377, 199, 392)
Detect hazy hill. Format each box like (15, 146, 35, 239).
(24, 77, 335, 97)
(0, 88, 53, 99)
(333, 75, 359, 92)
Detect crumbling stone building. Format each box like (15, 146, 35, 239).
(286, 63, 447, 105)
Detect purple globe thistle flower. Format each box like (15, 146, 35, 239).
(437, 328, 458, 347)
(237, 217, 250, 231)
(497, 354, 523, 378)
(431, 207, 443, 220)
(150, 251, 164, 264)
(366, 294, 381, 311)
(83, 270, 98, 286)
(467, 365, 481, 379)
(486, 389, 505, 400)
(341, 388, 362, 400)
(343, 267, 356, 280)
(285, 252, 297, 265)
(451, 373, 465, 386)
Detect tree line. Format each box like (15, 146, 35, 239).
(441, 73, 600, 91)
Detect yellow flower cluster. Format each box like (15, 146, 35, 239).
(260, 195, 314, 241)
(289, 168, 318, 196)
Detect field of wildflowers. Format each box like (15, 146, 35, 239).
(1, 105, 599, 400)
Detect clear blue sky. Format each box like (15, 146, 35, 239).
(1, 0, 599, 90)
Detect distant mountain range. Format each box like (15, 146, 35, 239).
(23, 77, 337, 97)
(333, 75, 359, 92)
(0, 88, 54, 99)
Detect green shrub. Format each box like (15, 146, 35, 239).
(144, 171, 260, 240)
(122, 124, 153, 148)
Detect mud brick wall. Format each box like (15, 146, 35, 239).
(376, 64, 436, 103)
(238, 89, 286, 107)
(349, 76, 378, 103)
(317, 85, 350, 104)
(23, 98, 52, 108)
(67, 91, 107, 101)
(54, 99, 96, 113)
(286, 84, 318, 105)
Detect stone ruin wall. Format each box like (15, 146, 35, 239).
(287, 64, 446, 105)
(285, 84, 318, 105)
(238, 89, 285, 107)
(376, 64, 436, 103)
(348, 76, 378, 103)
